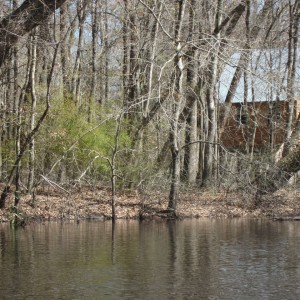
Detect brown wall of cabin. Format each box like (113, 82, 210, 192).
(220, 100, 300, 150)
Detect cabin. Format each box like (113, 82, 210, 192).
(220, 100, 300, 151)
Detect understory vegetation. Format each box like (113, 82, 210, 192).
(0, 0, 300, 219)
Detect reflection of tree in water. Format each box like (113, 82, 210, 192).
(111, 221, 116, 265)
(1, 221, 300, 299)
(167, 220, 220, 299)
(167, 220, 176, 296)
(0, 228, 7, 261)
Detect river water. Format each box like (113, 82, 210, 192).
(0, 219, 300, 299)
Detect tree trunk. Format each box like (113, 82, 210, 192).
(168, 0, 186, 214)
(14, 35, 32, 207)
(182, 0, 198, 184)
(122, 0, 129, 107)
(88, 0, 98, 121)
(60, 2, 71, 99)
(103, 0, 109, 104)
(72, 0, 86, 105)
(27, 32, 38, 193)
(126, 5, 139, 119)
(283, 2, 299, 154)
(201, 0, 222, 187)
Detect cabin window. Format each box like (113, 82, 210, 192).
(268, 104, 281, 126)
(236, 106, 248, 126)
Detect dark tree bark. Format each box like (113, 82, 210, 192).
(0, 0, 68, 67)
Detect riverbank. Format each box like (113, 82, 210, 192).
(0, 185, 300, 223)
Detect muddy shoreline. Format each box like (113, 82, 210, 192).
(0, 186, 300, 223)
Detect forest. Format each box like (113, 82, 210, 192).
(0, 0, 299, 219)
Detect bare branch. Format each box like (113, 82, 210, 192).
(0, 0, 68, 67)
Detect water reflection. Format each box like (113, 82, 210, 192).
(0, 219, 300, 299)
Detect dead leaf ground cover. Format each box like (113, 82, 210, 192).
(0, 184, 300, 223)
